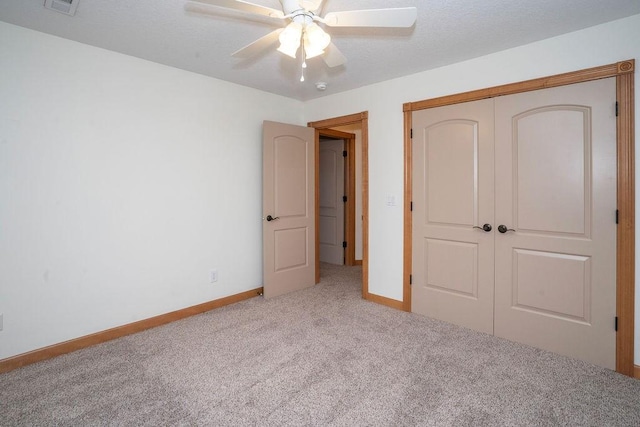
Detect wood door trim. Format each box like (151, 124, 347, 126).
(366, 293, 404, 311)
(316, 128, 355, 139)
(0, 287, 263, 374)
(309, 112, 369, 299)
(314, 129, 321, 283)
(310, 112, 368, 129)
(403, 109, 413, 312)
(404, 61, 635, 111)
(635, 364, 640, 379)
(346, 135, 357, 266)
(361, 119, 369, 299)
(616, 70, 635, 376)
(403, 59, 635, 376)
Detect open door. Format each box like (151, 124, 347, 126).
(263, 121, 316, 299)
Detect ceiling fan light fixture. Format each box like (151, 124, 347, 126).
(277, 22, 303, 58)
(303, 43, 324, 59)
(304, 22, 331, 52)
(277, 43, 299, 58)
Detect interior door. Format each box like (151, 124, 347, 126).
(319, 138, 345, 265)
(493, 78, 617, 368)
(412, 98, 496, 334)
(263, 120, 315, 299)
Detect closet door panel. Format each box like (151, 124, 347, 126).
(493, 78, 617, 369)
(412, 99, 495, 334)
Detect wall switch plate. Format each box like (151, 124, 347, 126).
(210, 270, 218, 283)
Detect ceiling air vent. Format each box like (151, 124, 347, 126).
(44, 0, 79, 16)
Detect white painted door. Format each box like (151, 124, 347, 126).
(263, 121, 315, 299)
(319, 139, 345, 265)
(493, 78, 617, 368)
(412, 98, 496, 334)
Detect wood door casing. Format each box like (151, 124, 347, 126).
(412, 99, 495, 334)
(309, 112, 370, 300)
(263, 121, 315, 299)
(315, 128, 356, 276)
(403, 60, 635, 375)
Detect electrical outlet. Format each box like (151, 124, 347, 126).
(210, 270, 218, 283)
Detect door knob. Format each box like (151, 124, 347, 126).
(265, 215, 279, 222)
(498, 225, 515, 233)
(473, 223, 492, 232)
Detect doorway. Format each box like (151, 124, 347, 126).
(318, 130, 356, 267)
(309, 112, 370, 298)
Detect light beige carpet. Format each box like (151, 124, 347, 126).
(1, 263, 640, 426)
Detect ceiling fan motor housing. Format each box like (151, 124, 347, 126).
(281, 0, 310, 15)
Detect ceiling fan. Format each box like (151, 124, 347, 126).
(185, 0, 417, 80)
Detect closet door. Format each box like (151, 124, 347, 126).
(412, 99, 495, 334)
(493, 78, 617, 368)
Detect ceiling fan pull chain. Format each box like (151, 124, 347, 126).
(300, 32, 306, 82)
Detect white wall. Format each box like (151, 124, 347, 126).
(0, 22, 304, 360)
(304, 14, 640, 364)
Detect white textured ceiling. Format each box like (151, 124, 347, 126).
(1, 0, 640, 100)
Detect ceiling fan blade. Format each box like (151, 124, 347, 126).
(187, 0, 285, 19)
(232, 28, 284, 58)
(322, 7, 417, 28)
(322, 42, 346, 68)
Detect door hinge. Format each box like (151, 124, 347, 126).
(615, 316, 618, 331)
(410, 128, 413, 139)
(410, 274, 413, 285)
(343, 150, 347, 157)
(410, 201, 413, 211)
(616, 209, 619, 224)
(343, 195, 347, 203)
(342, 241, 347, 248)
(615, 101, 619, 117)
